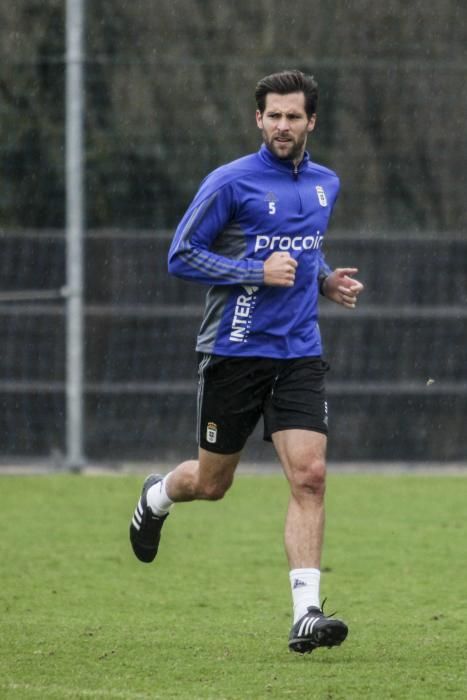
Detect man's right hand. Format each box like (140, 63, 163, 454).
(263, 252, 298, 287)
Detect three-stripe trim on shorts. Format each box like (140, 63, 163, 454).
(196, 353, 212, 444)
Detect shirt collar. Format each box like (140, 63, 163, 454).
(258, 143, 310, 173)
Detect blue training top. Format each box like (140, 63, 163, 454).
(168, 144, 339, 359)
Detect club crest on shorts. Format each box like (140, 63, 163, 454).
(206, 421, 218, 444)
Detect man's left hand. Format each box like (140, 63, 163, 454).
(322, 268, 364, 309)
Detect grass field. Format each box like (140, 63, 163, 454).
(1, 472, 466, 699)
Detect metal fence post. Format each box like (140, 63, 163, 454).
(65, 0, 85, 470)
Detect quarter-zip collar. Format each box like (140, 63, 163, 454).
(258, 143, 310, 176)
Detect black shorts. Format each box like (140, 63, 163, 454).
(197, 354, 329, 454)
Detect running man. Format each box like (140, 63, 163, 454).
(129, 69, 364, 654)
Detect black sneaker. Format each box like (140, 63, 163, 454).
(288, 603, 348, 654)
(129, 474, 169, 563)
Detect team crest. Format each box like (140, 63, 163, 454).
(206, 422, 218, 444)
(315, 185, 327, 207)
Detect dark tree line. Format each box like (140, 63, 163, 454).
(1, 0, 466, 231)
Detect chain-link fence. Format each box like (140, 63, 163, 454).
(2, 229, 466, 462)
(1, 1, 466, 463)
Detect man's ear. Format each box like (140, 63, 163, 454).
(307, 114, 317, 133)
(256, 109, 263, 129)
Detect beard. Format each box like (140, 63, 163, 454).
(265, 133, 308, 162)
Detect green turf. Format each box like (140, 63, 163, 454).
(1, 472, 466, 699)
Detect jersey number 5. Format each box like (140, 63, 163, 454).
(268, 202, 276, 215)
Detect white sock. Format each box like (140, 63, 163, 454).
(289, 568, 321, 623)
(146, 473, 174, 516)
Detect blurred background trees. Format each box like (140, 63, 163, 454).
(1, 0, 466, 232)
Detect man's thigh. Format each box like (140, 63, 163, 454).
(272, 428, 327, 484)
(196, 446, 241, 494)
(197, 354, 277, 454)
(263, 357, 330, 441)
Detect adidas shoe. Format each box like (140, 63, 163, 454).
(288, 603, 348, 654)
(129, 474, 169, 563)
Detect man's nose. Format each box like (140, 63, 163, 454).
(277, 117, 290, 131)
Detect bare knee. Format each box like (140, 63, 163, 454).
(196, 475, 233, 501)
(290, 459, 326, 500)
(194, 449, 239, 501)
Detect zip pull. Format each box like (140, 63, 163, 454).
(293, 164, 299, 180)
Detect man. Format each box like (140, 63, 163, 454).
(129, 70, 364, 654)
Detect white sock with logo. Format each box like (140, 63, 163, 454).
(290, 568, 321, 623)
(146, 473, 174, 516)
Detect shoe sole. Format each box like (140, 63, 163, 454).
(130, 534, 159, 563)
(289, 619, 348, 654)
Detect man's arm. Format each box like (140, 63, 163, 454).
(317, 250, 332, 296)
(168, 184, 264, 286)
(168, 182, 298, 288)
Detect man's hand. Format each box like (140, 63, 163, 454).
(264, 252, 298, 287)
(322, 268, 364, 309)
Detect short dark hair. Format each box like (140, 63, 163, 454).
(255, 70, 318, 118)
